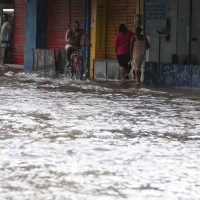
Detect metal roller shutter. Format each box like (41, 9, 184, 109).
(47, 0, 84, 56)
(47, 0, 70, 53)
(70, 0, 84, 25)
(14, 0, 25, 64)
(106, 0, 137, 59)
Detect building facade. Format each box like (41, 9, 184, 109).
(1, 0, 200, 86)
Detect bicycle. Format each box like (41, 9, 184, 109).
(69, 44, 91, 80)
(70, 46, 84, 80)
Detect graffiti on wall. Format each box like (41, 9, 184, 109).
(145, 62, 200, 88)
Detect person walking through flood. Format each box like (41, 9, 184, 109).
(114, 24, 133, 80)
(0, 13, 11, 67)
(130, 26, 149, 84)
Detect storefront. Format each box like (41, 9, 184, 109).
(2, 0, 142, 77)
(2, 0, 200, 87)
(24, 0, 87, 71)
(145, 0, 200, 65)
(91, 0, 142, 79)
(12, 0, 143, 77)
(144, 0, 200, 88)
(2, 0, 86, 70)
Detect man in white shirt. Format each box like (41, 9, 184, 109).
(0, 13, 11, 66)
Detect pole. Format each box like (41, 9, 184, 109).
(83, 0, 91, 78)
(188, 0, 192, 64)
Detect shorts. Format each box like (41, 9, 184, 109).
(65, 44, 83, 57)
(116, 54, 130, 68)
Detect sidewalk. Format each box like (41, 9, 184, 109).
(0, 64, 24, 75)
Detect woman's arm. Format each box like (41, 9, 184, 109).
(145, 36, 150, 50)
(130, 35, 135, 58)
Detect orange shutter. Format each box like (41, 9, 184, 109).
(106, 0, 138, 59)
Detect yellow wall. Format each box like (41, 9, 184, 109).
(89, 0, 97, 79)
(106, 0, 138, 59)
(89, 0, 142, 79)
(90, 0, 107, 79)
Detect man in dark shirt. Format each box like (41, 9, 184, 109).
(65, 21, 91, 66)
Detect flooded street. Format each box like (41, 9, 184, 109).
(0, 67, 200, 200)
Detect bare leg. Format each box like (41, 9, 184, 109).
(4, 48, 10, 64)
(120, 66, 127, 80)
(135, 70, 141, 84)
(125, 67, 129, 80)
(132, 69, 135, 80)
(127, 63, 131, 75)
(66, 47, 72, 64)
(0, 48, 5, 65)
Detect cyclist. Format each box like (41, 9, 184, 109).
(65, 21, 91, 67)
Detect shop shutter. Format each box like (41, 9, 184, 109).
(70, 0, 84, 25)
(106, 0, 137, 59)
(47, 0, 84, 56)
(47, 0, 70, 53)
(14, 0, 25, 64)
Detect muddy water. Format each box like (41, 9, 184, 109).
(0, 67, 200, 200)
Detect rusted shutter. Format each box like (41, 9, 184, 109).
(47, 0, 70, 53)
(47, 0, 84, 57)
(106, 0, 137, 59)
(70, 0, 84, 25)
(14, 0, 25, 64)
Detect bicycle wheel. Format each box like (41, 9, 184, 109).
(71, 56, 83, 80)
(74, 59, 83, 79)
(70, 53, 77, 79)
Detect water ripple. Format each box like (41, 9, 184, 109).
(0, 70, 200, 199)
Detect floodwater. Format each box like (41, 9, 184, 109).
(0, 67, 200, 200)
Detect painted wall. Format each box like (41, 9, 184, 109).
(176, 0, 190, 64)
(189, 0, 200, 64)
(145, 62, 200, 88)
(161, 0, 178, 63)
(90, 0, 107, 79)
(146, 0, 200, 65)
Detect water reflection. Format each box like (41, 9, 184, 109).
(0, 67, 200, 200)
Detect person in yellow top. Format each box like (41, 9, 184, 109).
(0, 14, 11, 66)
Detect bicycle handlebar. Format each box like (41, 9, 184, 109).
(80, 44, 92, 47)
(72, 45, 91, 51)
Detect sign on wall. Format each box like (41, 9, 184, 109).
(145, 0, 166, 36)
